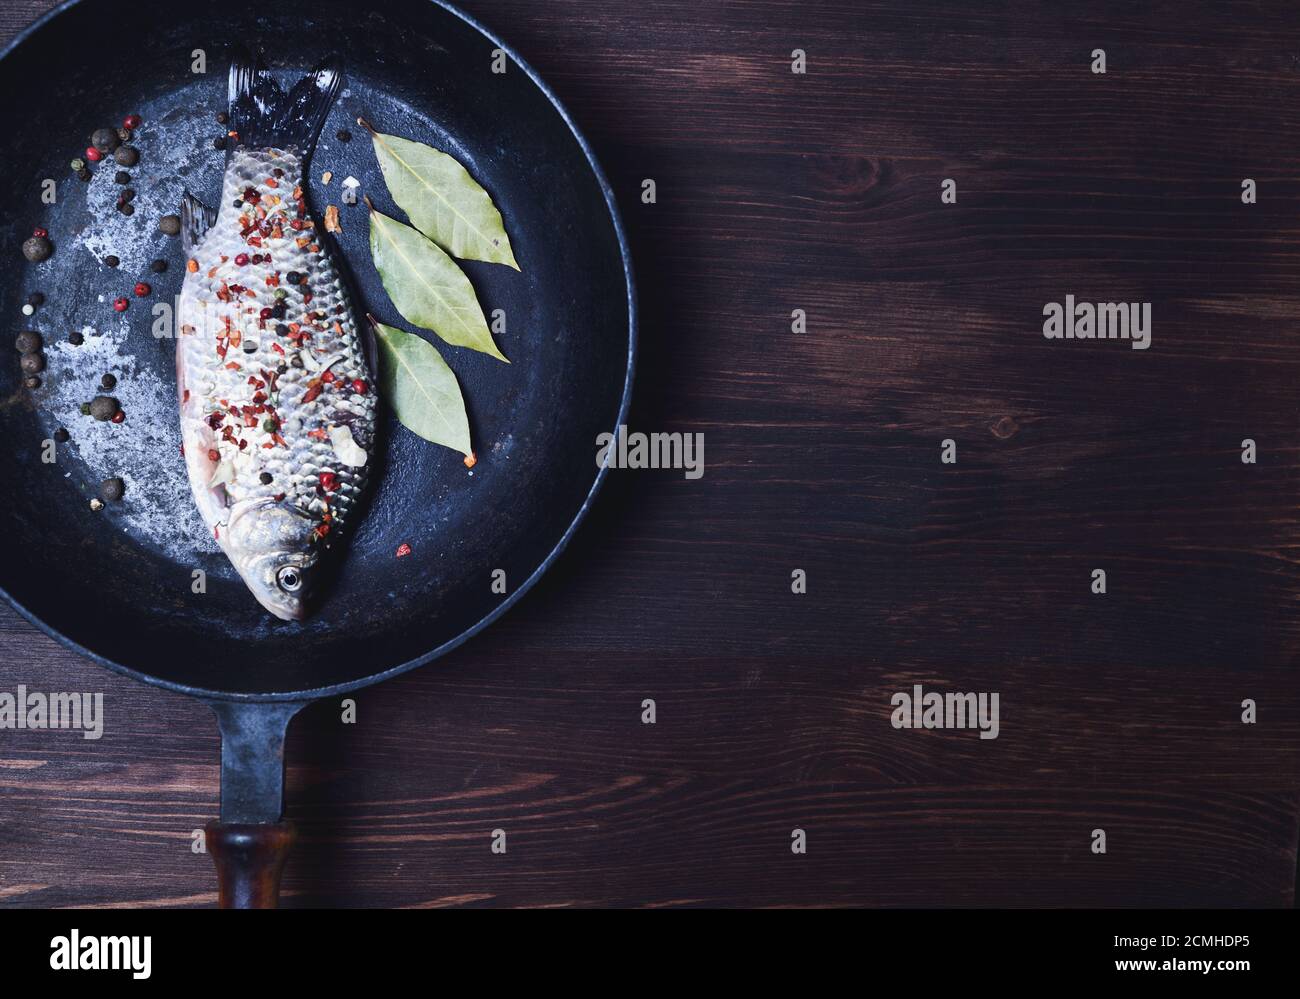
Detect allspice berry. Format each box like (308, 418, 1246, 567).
(91, 127, 121, 154)
(89, 395, 120, 421)
(158, 215, 181, 236)
(15, 330, 42, 353)
(20, 352, 45, 374)
(114, 145, 139, 167)
(22, 236, 52, 262)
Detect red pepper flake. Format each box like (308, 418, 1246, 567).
(395, 543, 412, 558)
(321, 370, 336, 384)
(352, 379, 368, 394)
(187, 258, 199, 273)
(307, 427, 329, 441)
(301, 382, 323, 403)
(182, 389, 190, 403)
(274, 492, 286, 501)
(464, 452, 477, 469)
(207, 448, 220, 461)
(271, 343, 285, 355)
(319, 471, 339, 492)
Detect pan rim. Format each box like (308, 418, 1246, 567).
(0, 0, 637, 703)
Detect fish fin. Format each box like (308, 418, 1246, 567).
(362, 314, 382, 383)
(180, 191, 217, 255)
(228, 47, 342, 154)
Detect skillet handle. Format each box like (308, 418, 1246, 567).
(205, 700, 309, 909)
(206, 821, 296, 909)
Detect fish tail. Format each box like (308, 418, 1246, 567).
(228, 48, 342, 153)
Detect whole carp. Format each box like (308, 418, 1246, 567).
(177, 53, 376, 620)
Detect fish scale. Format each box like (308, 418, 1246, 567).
(176, 55, 376, 620)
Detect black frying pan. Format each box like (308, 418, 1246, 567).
(0, 0, 634, 906)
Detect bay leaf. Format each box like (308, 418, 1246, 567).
(361, 118, 520, 270)
(367, 203, 508, 362)
(370, 318, 472, 456)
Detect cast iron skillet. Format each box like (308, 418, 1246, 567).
(0, 0, 634, 906)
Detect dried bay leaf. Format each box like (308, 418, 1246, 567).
(367, 201, 507, 362)
(360, 118, 520, 270)
(370, 318, 472, 456)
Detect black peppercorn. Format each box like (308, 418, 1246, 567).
(259, 472, 273, 485)
(24, 375, 40, 389)
(101, 373, 117, 390)
(99, 477, 125, 502)
(53, 428, 69, 443)
(121, 188, 136, 202)
(336, 128, 351, 142)
(68, 330, 84, 346)
(104, 255, 119, 268)
(216, 111, 229, 124)
(76, 167, 92, 182)
(286, 271, 301, 284)
(150, 259, 167, 273)
(213, 136, 227, 150)
(114, 145, 139, 167)
(114, 171, 131, 184)
(27, 292, 45, 307)
(118, 203, 135, 216)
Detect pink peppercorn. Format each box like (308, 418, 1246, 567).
(235, 253, 250, 266)
(134, 282, 150, 297)
(113, 297, 129, 312)
(352, 379, 368, 394)
(123, 114, 142, 129)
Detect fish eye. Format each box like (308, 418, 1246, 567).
(276, 566, 303, 592)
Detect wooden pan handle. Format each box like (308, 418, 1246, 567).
(206, 821, 296, 909)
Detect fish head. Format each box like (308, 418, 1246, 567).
(223, 497, 322, 621)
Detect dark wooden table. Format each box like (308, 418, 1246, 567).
(2, 0, 1299, 908)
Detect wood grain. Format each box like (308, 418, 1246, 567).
(1, 0, 1299, 907)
